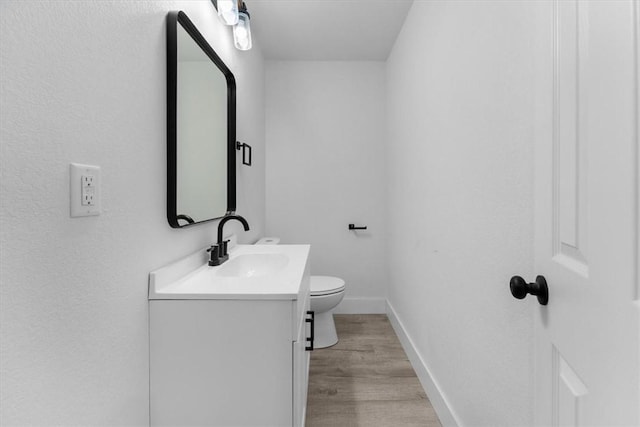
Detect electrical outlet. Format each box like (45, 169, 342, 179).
(70, 163, 101, 217)
(81, 175, 96, 206)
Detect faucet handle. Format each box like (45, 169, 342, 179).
(207, 245, 220, 266)
(221, 239, 230, 257)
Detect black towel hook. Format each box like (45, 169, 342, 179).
(236, 141, 252, 166)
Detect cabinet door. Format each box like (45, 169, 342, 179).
(150, 300, 293, 426)
(293, 294, 311, 426)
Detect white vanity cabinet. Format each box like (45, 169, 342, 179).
(149, 245, 311, 426)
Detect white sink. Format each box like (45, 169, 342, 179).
(217, 253, 289, 278)
(149, 244, 310, 300)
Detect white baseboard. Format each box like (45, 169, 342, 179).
(386, 301, 461, 427)
(333, 297, 386, 314)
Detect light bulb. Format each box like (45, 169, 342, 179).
(233, 11, 252, 50)
(235, 26, 247, 39)
(217, 0, 238, 26)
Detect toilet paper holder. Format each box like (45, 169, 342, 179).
(348, 224, 367, 230)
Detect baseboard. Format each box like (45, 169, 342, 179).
(386, 301, 461, 427)
(333, 297, 386, 314)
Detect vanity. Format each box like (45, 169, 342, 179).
(153, 10, 311, 425)
(149, 244, 312, 426)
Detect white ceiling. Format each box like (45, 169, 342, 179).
(246, 0, 414, 61)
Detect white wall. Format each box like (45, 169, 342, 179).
(386, 1, 536, 425)
(265, 61, 387, 312)
(0, 1, 264, 424)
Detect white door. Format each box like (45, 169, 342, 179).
(531, 1, 640, 426)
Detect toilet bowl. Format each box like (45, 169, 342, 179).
(310, 276, 345, 348)
(255, 237, 346, 349)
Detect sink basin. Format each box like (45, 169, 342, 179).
(149, 244, 309, 300)
(217, 253, 289, 278)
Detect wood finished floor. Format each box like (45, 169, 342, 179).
(305, 314, 442, 427)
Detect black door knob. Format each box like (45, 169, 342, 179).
(510, 275, 549, 305)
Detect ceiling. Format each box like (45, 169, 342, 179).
(246, 0, 414, 61)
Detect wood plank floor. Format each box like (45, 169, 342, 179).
(306, 314, 442, 427)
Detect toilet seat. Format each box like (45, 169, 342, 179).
(311, 276, 345, 296)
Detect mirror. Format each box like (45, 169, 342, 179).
(167, 11, 236, 228)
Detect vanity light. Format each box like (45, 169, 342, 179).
(211, 0, 253, 51)
(233, 1, 252, 51)
(214, 0, 239, 26)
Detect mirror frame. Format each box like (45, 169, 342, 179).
(167, 10, 236, 228)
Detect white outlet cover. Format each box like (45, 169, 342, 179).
(70, 163, 101, 217)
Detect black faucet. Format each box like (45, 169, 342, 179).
(207, 214, 250, 266)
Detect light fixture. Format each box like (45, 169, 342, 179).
(233, 1, 252, 51)
(211, 0, 253, 51)
(213, 0, 238, 26)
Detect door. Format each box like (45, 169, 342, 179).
(532, 1, 639, 425)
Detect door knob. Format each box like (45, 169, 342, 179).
(510, 275, 549, 305)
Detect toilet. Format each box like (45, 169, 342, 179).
(309, 275, 345, 348)
(255, 237, 346, 348)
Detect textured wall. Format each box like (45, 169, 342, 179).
(265, 61, 387, 311)
(0, 1, 265, 424)
(386, 1, 536, 425)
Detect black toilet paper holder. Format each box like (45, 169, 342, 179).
(348, 224, 367, 230)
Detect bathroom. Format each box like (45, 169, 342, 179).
(1, 0, 638, 426)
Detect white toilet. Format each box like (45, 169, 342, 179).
(255, 237, 346, 349)
(309, 275, 345, 348)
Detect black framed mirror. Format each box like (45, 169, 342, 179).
(167, 11, 236, 228)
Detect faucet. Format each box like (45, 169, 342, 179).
(207, 214, 250, 266)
